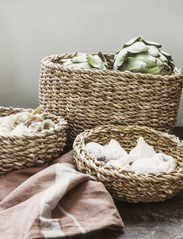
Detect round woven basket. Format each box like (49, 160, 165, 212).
(0, 106, 68, 177)
(39, 53, 183, 145)
(73, 124, 183, 203)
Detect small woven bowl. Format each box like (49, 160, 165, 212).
(0, 106, 68, 177)
(73, 125, 183, 203)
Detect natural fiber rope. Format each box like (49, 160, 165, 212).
(0, 106, 68, 177)
(73, 125, 183, 203)
(39, 53, 183, 146)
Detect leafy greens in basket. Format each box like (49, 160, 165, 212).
(59, 37, 175, 76)
(59, 52, 108, 70)
(113, 36, 175, 75)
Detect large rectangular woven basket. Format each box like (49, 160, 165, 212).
(0, 106, 68, 177)
(73, 124, 183, 203)
(39, 53, 183, 145)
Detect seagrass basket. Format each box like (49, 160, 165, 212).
(0, 106, 68, 177)
(73, 124, 183, 203)
(39, 53, 183, 146)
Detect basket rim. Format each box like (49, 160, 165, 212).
(41, 53, 183, 81)
(0, 106, 68, 140)
(73, 124, 183, 179)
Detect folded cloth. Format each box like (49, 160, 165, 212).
(0, 150, 124, 239)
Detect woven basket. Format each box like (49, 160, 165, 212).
(39, 53, 183, 145)
(73, 124, 183, 203)
(0, 106, 68, 177)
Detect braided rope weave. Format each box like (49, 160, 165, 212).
(73, 125, 183, 203)
(0, 106, 68, 177)
(39, 53, 183, 145)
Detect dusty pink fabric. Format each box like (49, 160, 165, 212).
(0, 151, 124, 239)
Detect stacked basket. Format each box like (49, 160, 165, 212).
(39, 53, 183, 146)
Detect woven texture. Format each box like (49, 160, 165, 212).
(39, 53, 183, 145)
(73, 125, 183, 203)
(0, 106, 68, 177)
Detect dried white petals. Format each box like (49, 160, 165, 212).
(10, 124, 30, 136)
(29, 122, 43, 134)
(129, 137, 156, 158)
(131, 157, 160, 174)
(86, 137, 177, 174)
(41, 119, 55, 129)
(103, 139, 128, 161)
(86, 140, 128, 162)
(0, 106, 55, 137)
(0, 116, 15, 135)
(14, 112, 32, 125)
(152, 153, 177, 173)
(86, 142, 106, 161)
(107, 155, 138, 168)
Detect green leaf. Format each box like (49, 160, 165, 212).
(158, 52, 168, 63)
(134, 53, 156, 68)
(98, 52, 108, 69)
(123, 57, 148, 72)
(87, 55, 102, 68)
(60, 59, 73, 66)
(148, 46, 160, 57)
(168, 60, 175, 72)
(98, 52, 106, 62)
(127, 42, 148, 54)
(160, 50, 173, 60)
(123, 36, 141, 48)
(156, 58, 162, 67)
(113, 49, 128, 70)
(141, 39, 162, 48)
(145, 66, 162, 75)
(72, 54, 87, 63)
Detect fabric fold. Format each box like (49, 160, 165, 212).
(0, 151, 124, 239)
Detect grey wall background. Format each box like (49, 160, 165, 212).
(0, 0, 183, 126)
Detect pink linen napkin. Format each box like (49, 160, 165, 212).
(0, 150, 124, 239)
